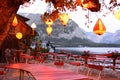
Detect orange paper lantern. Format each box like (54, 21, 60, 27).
(12, 16, 18, 26)
(93, 18, 106, 35)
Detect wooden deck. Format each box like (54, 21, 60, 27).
(0, 62, 120, 80)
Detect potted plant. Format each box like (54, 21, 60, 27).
(81, 50, 90, 64)
(109, 51, 120, 68)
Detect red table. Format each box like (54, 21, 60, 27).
(20, 54, 34, 63)
(4, 63, 89, 80)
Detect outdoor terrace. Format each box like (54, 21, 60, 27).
(0, 52, 120, 80)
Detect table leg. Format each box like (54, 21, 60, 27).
(20, 69, 24, 80)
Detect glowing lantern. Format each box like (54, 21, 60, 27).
(59, 13, 69, 26)
(31, 23, 37, 35)
(45, 19, 53, 26)
(46, 26, 53, 36)
(115, 10, 120, 20)
(45, 18, 53, 36)
(12, 16, 18, 26)
(16, 32, 22, 39)
(93, 18, 106, 35)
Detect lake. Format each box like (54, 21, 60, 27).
(55, 47, 120, 54)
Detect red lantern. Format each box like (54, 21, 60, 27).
(93, 18, 106, 35)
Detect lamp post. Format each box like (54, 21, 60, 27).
(30, 23, 37, 48)
(31, 23, 37, 35)
(38, 31, 42, 41)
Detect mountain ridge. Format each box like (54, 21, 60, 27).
(18, 13, 120, 47)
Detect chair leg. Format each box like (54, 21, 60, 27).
(26, 71, 35, 80)
(0, 70, 7, 80)
(98, 71, 101, 80)
(87, 68, 91, 76)
(76, 66, 80, 73)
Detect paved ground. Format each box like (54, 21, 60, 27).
(0, 62, 120, 80)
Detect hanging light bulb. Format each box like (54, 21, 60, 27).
(31, 23, 37, 29)
(59, 13, 69, 26)
(93, 18, 106, 35)
(16, 32, 22, 39)
(46, 25, 53, 36)
(12, 16, 18, 26)
(114, 10, 120, 20)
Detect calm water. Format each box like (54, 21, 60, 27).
(56, 47, 120, 54)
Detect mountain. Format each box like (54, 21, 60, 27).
(85, 30, 120, 44)
(101, 30, 120, 44)
(18, 13, 94, 47)
(18, 13, 120, 47)
(85, 32, 112, 43)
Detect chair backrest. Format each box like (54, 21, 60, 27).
(69, 61, 81, 66)
(0, 66, 6, 80)
(87, 64, 103, 71)
(0, 71, 4, 75)
(87, 64, 104, 80)
(0, 66, 5, 75)
(95, 54, 112, 58)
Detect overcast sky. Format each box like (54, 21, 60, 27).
(17, 0, 120, 33)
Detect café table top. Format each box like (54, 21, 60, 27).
(4, 63, 89, 80)
(20, 54, 34, 59)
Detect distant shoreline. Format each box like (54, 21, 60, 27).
(55, 47, 120, 54)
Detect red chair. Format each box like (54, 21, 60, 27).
(68, 61, 82, 73)
(0, 71, 4, 75)
(69, 61, 81, 66)
(35, 56, 45, 63)
(0, 66, 6, 79)
(54, 61, 64, 66)
(47, 52, 56, 62)
(86, 64, 104, 80)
